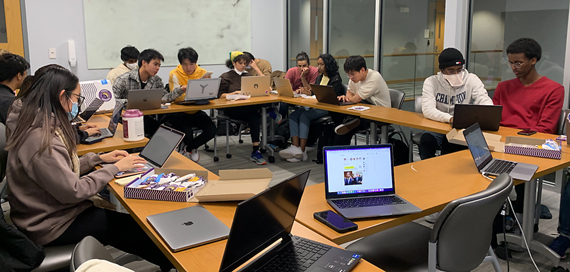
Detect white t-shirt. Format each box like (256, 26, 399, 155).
(348, 69, 390, 107)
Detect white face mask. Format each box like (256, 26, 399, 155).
(443, 71, 464, 87)
(126, 62, 137, 70)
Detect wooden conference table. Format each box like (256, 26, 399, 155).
(76, 115, 148, 156)
(107, 152, 383, 272)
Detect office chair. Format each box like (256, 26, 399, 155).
(354, 89, 407, 145)
(408, 95, 432, 162)
(347, 173, 512, 272)
(213, 111, 248, 162)
(70, 236, 142, 271)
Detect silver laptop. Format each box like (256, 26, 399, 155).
(83, 101, 124, 144)
(178, 78, 220, 105)
(274, 78, 302, 98)
(241, 76, 270, 97)
(127, 89, 163, 110)
(323, 145, 422, 219)
(463, 123, 538, 181)
(147, 205, 229, 252)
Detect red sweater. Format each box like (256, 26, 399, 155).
(492, 76, 564, 134)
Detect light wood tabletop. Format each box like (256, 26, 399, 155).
(279, 96, 372, 115)
(295, 149, 570, 244)
(140, 95, 282, 115)
(360, 107, 453, 134)
(76, 115, 148, 156)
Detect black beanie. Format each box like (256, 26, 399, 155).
(438, 48, 465, 69)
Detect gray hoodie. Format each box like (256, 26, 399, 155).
(421, 70, 493, 123)
(5, 100, 119, 245)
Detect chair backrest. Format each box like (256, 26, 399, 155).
(558, 109, 567, 135)
(389, 89, 405, 109)
(430, 173, 512, 271)
(342, 84, 348, 95)
(414, 95, 422, 113)
(70, 236, 114, 272)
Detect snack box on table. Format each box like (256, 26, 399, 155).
(504, 136, 561, 160)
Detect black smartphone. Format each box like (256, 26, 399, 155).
(313, 210, 357, 233)
(518, 129, 537, 136)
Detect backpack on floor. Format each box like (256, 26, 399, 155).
(388, 131, 410, 166)
(315, 119, 336, 164)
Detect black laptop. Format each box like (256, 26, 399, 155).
(453, 104, 502, 131)
(72, 98, 104, 124)
(311, 84, 355, 106)
(219, 170, 362, 272)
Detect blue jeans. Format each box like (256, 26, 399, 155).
(559, 182, 570, 237)
(289, 108, 328, 139)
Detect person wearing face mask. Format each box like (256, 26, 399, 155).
(106, 46, 139, 85)
(5, 66, 175, 271)
(419, 47, 493, 162)
(218, 51, 266, 165)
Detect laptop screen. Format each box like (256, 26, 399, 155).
(219, 170, 310, 272)
(79, 98, 104, 120)
(463, 123, 493, 171)
(107, 101, 124, 134)
(185, 78, 220, 100)
(139, 125, 185, 167)
(324, 145, 395, 197)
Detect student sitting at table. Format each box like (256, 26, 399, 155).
(332, 55, 390, 143)
(279, 54, 344, 162)
(243, 51, 272, 76)
(106, 45, 139, 85)
(166, 47, 217, 162)
(419, 48, 493, 161)
(285, 51, 319, 92)
(0, 53, 29, 125)
(5, 66, 174, 271)
(218, 51, 266, 165)
(114, 49, 216, 162)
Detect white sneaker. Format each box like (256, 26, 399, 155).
(279, 145, 302, 159)
(424, 211, 441, 224)
(288, 151, 308, 163)
(190, 149, 200, 162)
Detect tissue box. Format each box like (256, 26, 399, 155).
(124, 168, 209, 202)
(504, 136, 561, 160)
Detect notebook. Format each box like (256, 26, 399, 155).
(241, 76, 270, 97)
(274, 78, 303, 98)
(219, 170, 362, 272)
(82, 101, 124, 144)
(463, 123, 538, 181)
(72, 98, 104, 124)
(323, 145, 422, 219)
(178, 78, 220, 105)
(311, 84, 355, 106)
(114, 125, 185, 178)
(147, 205, 229, 252)
(127, 89, 163, 110)
(453, 104, 503, 131)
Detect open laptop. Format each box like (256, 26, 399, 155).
(127, 89, 163, 110)
(219, 170, 362, 272)
(80, 79, 116, 113)
(311, 84, 355, 106)
(453, 104, 503, 131)
(114, 125, 185, 177)
(274, 78, 303, 98)
(147, 205, 229, 252)
(72, 98, 104, 124)
(241, 76, 270, 97)
(83, 101, 124, 144)
(463, 123, 538, 181)
(178, 78, 221, 105)
(323, 145, 422, 219)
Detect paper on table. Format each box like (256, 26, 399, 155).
(114, 175, 141, 186)
(347, 106, 370, 111)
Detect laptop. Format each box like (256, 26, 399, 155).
(80, 79, 116, 113)
(178, 78, 221, 105)
(323, 145, 422, 219)
(72, 98, 104, 124)
(114, 125, 185, 178)
(241, 76, 270, 97)
(127, 89, 163, 110)
(311, 84, 355, 106)
(453, 104, 503, 131)
(83, 101, 124, 144)
(274, 78, 302, 98)
(219, 170, 363, 272)
(147, 205, 230, 252)
(463, 123, 538, 181)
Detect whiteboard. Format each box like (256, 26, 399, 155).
(83, 0, 251, 69)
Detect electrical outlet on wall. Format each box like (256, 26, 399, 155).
(49, 48, 56, 59)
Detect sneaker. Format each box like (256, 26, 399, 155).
(334, 117, 361, 135)
(190, 149, 200, 162)
(424, 211, 441, 224)
(279, 145, 302, 159)
(287, 151, 308, 163)
(250, 150, 267, 165)
(268, 110, 283, 124)
(549, 236, 570, 258)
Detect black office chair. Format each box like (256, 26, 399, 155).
(347, 173, 512, 272)
(409, 95, 430, 161)
(354, 89, 407, 145)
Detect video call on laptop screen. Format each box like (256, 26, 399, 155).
(325, 146, 394, 195)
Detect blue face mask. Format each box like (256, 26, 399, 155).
(67, 97, 79, 121)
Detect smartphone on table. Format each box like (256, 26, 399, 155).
(313, 210, 357, 233)
(518, 129, 537, 136)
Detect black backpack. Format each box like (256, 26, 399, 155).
(388, 131, 410, 166)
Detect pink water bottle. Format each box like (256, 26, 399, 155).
(122, 109, 144, 141)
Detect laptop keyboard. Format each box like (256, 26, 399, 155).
(97, 128, 112, 138)
(332, 196, 406, 209)
(486, 159, 517, 175)
(258, 237, 332, 272)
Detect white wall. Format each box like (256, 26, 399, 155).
(22, 0, 286, 81)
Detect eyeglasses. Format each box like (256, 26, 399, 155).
(508, 61, 526, 68)
(70, 93, 85, 107)
(443, 67, 464, 75)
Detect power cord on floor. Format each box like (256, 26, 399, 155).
(501, 202, 510, 272)
(507, 197, 541, 272)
